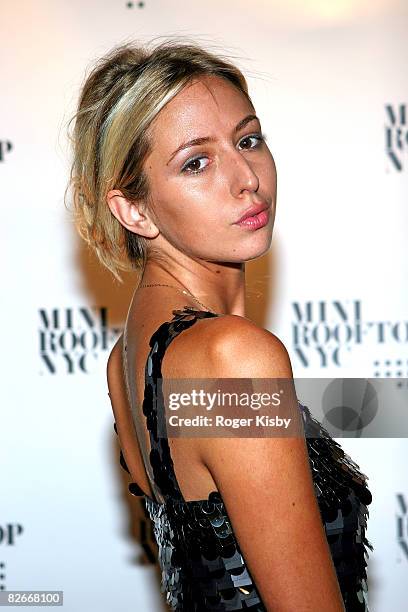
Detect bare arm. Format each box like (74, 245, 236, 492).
(197, 316, 345, 612)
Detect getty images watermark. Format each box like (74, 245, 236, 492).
(160, 378, 304, 438)
(157, 377, 408, 438)
(168, 388, 292, 429)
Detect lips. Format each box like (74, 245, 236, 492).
(235, 201, 269, 224)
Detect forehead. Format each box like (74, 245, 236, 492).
(149, 75, 253, 143)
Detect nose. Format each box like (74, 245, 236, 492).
(228, 148, 260, 197)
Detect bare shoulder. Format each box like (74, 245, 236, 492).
(209, 314, 293, 378)
(163, 312, 293, 379)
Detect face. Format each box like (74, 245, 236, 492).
(141, 74, 277, 263)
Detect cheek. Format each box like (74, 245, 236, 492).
(150, 183, 214, 243)
(155, 176, 220, 222)
(265, 152, 277, 188)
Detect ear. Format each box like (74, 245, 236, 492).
(106, 189, 159, 239)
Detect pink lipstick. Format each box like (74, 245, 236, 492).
(236, 207, 270, 230)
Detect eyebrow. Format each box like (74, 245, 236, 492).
(166, 113, 260, 165)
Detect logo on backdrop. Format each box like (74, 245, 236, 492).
(0, 525, 23, 547)
(0, 561, 4, 591)
(39, 307, 121, 374)
(292, 299, 408, 370)
(385, 104, 407, 171)
(125, 1, 145, 8)
(396, 493, 408, 561)
(0, 141, 13, 163)
(0, 526, 24, 591)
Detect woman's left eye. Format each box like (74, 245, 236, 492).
(238, 133, 265, 150)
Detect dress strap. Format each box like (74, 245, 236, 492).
(143, 306, 219, 503)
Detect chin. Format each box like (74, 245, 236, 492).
(242, 232, 274, 261)
(229, 239, 273, 263)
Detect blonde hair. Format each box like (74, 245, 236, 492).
(66, 38, 253, 282)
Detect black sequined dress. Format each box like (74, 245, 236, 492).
(113, 306, 373, 611)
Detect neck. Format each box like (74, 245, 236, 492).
(139, 259, 246, 317)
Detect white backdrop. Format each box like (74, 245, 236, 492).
(1, 0, 407, 610)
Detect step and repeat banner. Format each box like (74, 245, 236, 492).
(1, 1, 407, 610)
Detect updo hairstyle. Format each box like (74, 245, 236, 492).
(66, 38, 252, 282)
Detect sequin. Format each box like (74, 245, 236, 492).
(113, 306, 373, 611)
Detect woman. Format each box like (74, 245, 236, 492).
(68, 39, 373, 611)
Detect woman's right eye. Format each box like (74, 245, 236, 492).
(181, 156, 210, 174)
